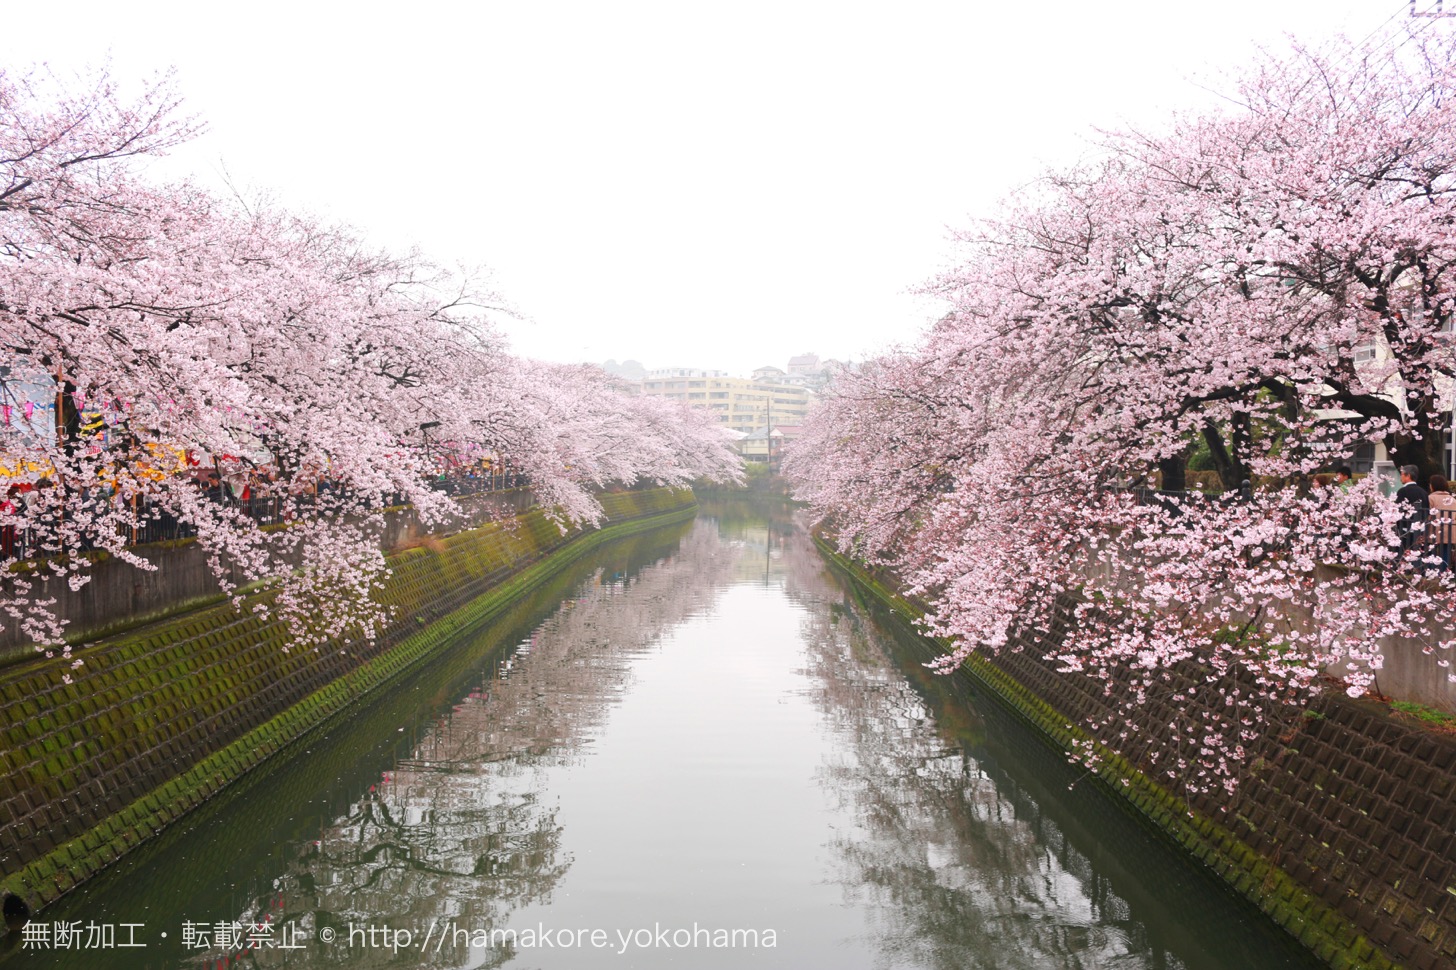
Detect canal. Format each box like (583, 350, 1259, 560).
(3, 496, 1321, 969)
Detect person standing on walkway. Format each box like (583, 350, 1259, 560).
(1396, 465, 1430, 557)
(1428, 474, 1456, 570)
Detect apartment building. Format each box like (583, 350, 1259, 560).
(638, 371, 813, 434)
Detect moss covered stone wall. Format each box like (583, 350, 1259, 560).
(0, 488, 696, 914)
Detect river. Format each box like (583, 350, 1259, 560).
(1, 496, 1321, 969)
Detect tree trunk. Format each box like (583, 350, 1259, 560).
(56, 379, 81, 456)
(1202, 420, 1249, 493)
(1158, 453, 1188, 493)
(1387, 430, 1444, 488)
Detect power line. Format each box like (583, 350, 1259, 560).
(1186, 2, 1434, 116)
(1357, 1, 1424, 49)
(1343, 1, 1449, 74)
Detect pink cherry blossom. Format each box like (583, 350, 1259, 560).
(787, 27, 1456, 795)
(1, 66, 741, 655)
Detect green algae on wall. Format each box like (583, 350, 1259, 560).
(0, 489, 697, 915)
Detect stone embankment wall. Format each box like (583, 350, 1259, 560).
(817, 539, 1456, 970)
(0, 489, 537, 662)
(0, 488, 696, 915)
(1365, 627, 1456, 716)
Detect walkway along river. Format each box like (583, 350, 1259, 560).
(1, 497, 1321, 969)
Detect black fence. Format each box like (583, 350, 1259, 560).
(0, 471, 531, 562)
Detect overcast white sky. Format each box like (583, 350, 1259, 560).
(1, 1, 1438, 376)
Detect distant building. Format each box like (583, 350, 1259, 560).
(786, 353, 820, 376)
(645, 367, 728, 379)
(735, 423, 803, 465)
(639, 373, 813, 435)
(767, 352, 850, 392)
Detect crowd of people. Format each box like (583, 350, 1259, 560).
(1389, 464, 1456, 570)
(1299, 463, 1456, 572)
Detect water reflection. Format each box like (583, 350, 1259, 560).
(801, 588, 1163, 968)
(792, 540, 1315, 970)
(192, 521, 746, 968)
(7, 499, 1317, 970)
(798, 594, 1167, 969)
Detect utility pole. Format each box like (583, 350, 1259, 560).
(764, 394, 774, 469)
(1412, 1, 1456, 17)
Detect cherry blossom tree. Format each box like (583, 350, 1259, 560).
(1, 66, 741, 659)
(787, 27, 1456, 795)
(491, 361, 742, 525)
